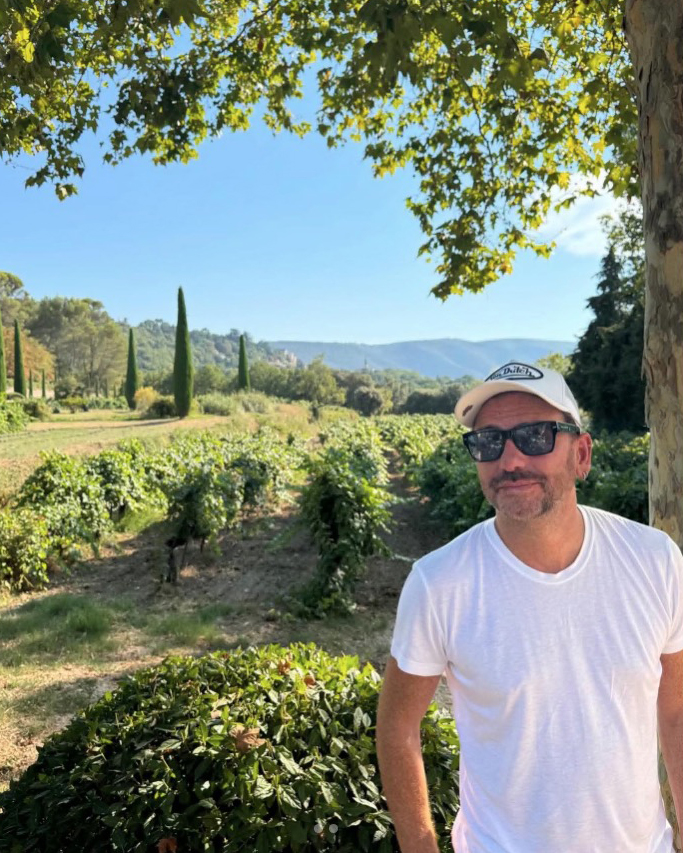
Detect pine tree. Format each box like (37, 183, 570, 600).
(238, 334, 251, 392)
(173, 287, 193, 418)
(569, 245, 646, 433)
(41, 368, 46, 399)
(13, 320, 25, 396)
(125, 328, 140, 410)
(0, 304, 6, 401)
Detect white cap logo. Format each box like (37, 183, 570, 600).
(486, 363, 543, 382)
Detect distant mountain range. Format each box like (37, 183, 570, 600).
(131, 319, 575, 381)
(266, 338, 576, 379)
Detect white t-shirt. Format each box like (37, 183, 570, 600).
(390, 506, 683, 853)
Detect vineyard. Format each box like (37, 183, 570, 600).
(0, 410, 650, 850)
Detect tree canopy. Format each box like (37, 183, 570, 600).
(2, 1, 635, 295)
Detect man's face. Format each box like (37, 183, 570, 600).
(472, 392, 591, 523)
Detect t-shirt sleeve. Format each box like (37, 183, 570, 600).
(390, 563, 447, 676)
(663, 538, 683, 654)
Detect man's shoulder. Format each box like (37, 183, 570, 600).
(582, 505, 673, 551)
(414, 518, 493, 580)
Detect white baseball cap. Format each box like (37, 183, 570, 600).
(454, 362, 582, 428)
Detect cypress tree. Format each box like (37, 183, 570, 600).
(0, 304, 6, 401)
(125, 328, 140, 410)
(13, 320, 25, 396)
(41, 368, 46, 399)
(173, 287, 193, 418)
(238, 334, 251, 391)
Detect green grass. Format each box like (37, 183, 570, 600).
(0, 593, 242, 668)
(146, 603, 236, 645)
(0, 594, 116, 666)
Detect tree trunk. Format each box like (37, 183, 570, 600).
(625, 2, 683, 849)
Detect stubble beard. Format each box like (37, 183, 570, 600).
(483, 457, 576, 522)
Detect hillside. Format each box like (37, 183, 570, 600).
(131, 320, 296, 373)
(266, 337, 576, 379)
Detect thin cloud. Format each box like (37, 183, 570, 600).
(535, 175, 621, 258)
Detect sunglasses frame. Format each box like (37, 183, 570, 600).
(462, 420, 581, 462)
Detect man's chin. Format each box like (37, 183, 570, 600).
(490, 491, 551, 521)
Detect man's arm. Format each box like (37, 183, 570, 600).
(658, 649, 683, 827)
(376, 655, 443, 853)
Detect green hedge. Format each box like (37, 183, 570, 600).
(576, 432, 649, 523)
(0, 401, 29, 435)
(0, 508, 51, 592)
(0, 644, 460, 853)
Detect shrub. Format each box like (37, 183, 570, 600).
(83, 396, 129, 411)
(238, 392, 273, 413)
(577, 432, 649, 522)
(54, 396, 89, 413)
(197, 392, 239, 416)
(0, 401, 29, 435)
(349, 385, 385, 417)
(166, 463, 244, 549)
(299, 448, 392, 615)
(17, 452, 112, 553)
(222, 428, 300, 510)
(0, 508, 52, 592)
(144, 395, 177, 419)
(21, 398, 51, 421)
(199, 391, 274, 416)
(0, 643, 460, 853)
(84, 448, 158, 520)
(133, 385, 159, 413)
(318, 421, 388, 484)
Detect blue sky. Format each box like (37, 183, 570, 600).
(0, 117, 617, 347)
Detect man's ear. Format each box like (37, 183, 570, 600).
(577, 432, 593, 474)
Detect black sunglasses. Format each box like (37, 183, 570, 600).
(462, 420, 580, 462)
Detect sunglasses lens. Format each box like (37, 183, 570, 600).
(513, 422, 555, 456)
(465, 430, 504, 462)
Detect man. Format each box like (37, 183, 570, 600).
(377, 361, 683, 853)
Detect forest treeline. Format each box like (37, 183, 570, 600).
(0, 204, 646, 426)
(0, 272, 473, 414)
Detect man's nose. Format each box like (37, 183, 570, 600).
(497, 435, 528, 468)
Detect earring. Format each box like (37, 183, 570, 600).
(581, 471, 588, 480)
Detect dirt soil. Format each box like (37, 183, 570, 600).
(0, 468, 452, 789)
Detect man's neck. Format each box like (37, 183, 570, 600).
(494, 504, 586, 574)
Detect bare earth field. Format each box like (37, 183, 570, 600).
(0, 413, 450, 791)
